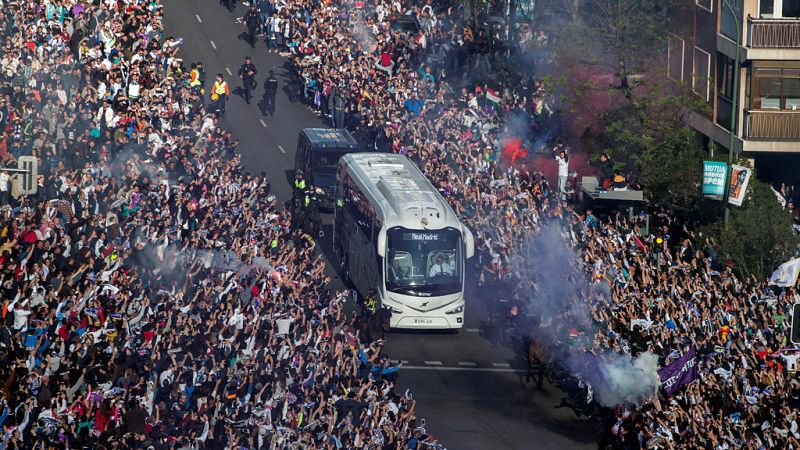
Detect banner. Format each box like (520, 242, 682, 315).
(658, 346, 697, 396)
(702, 161, 727, 200)
(769, 258, 800, 287)
(727, 165, 751, 206)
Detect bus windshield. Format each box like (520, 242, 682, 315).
(385, 227, 462, 296)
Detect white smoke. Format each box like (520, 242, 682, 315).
(593, 352, 660, 406)
(519, 226, 661, 407)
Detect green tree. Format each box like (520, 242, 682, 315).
(584, 82, 709, 213)
(549, 0, 689, 86)
(706, 177, 799, 280)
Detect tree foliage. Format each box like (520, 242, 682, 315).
(705, 177, 800, 281)
(549, 0, 688, 76)
(581, 82, 710, 212)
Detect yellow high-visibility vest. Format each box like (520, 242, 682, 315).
(213, 81, 228, 95)
(365, 296, 377, 313)
(189, 69, 201, 87)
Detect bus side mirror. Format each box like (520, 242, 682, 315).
(462, 225, 475, 259)
(377, 228, 386, 258)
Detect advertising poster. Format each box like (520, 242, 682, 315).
(727, 165, 751, 206)
(702, 161, 728, 200)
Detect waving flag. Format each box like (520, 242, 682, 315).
(658, 346, 697, 396)
(769, 258, 800, 287)
(486, 88, 501, 104)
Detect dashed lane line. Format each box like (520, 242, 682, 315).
(196, 14, 202, 23)
(259, 119, 267, 128)
(423, 360, 443, 366)
(492, 362, 511, 368)
(457, 361, 478, 367)
(465, 328, 480, 333)
(225, 67, 232, 76)
(210, 40, 217, 49)
(278, 145, 286, 154)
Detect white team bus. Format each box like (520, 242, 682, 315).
(334, 153, 475, 329)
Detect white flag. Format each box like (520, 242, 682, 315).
(769, 258, 800, 287)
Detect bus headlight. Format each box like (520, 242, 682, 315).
(445, 304, 464, 315)
(386, 305, 404, 314)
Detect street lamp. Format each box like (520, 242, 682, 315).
(722, 0, 741, 226)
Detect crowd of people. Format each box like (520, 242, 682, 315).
(262, 0, 800, 449)
(1, 0, 799, 448)
(0, 0, 445, 449)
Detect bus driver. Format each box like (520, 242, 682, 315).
(429, 255, 454, 277)
(388, 259, 406, 282)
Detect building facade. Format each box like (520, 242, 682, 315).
(669, 0, 800, 155)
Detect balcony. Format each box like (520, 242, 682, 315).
(742, 18, 800, 60)
(749, 18, 800, 48)
(744, 110, 800, 140)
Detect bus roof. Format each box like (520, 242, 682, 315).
(300, 128, 359, 150)
(340, 153, 461, 231)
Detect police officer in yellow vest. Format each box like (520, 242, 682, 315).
(361, 288, 378, 318)
(211, 73, 230, 118)
(302, 186, 322, 237)
(293, 170, 306, 211)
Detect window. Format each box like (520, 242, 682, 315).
(667, 35, 685, 82)
(751, 64, 800, 110)
(717, 54, 735, 100)
(341, 172, 380, 239)
(696, 0, 713, 12)
(716, 54, 736, 130)
(784, 69, 800, 109)
(721, 0, 743, 40)
(785, 0, 800, 17)
(759, 0, 800, 17)
(693, 47, 711, 100)
(761, 0, 775, 17)
(754, 67, 782, 109)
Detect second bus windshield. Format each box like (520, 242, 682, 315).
(385, 227, 462, 296)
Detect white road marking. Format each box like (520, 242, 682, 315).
(210, 40, 217, 49)
(402, 365, 526, 374)
(196, 14, 202, 23)
(278, 145, 286, 154)
(225, 67, 232, 76)
(391, 359, 410, 365)
(457, 361, 478, 367)
(423, 360, 443, 366)
(259, 119, 267, 128)
(465, 328, 480, 333)
(492, 362, 511, 368)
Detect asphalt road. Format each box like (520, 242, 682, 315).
(163, 2, 595, 448)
